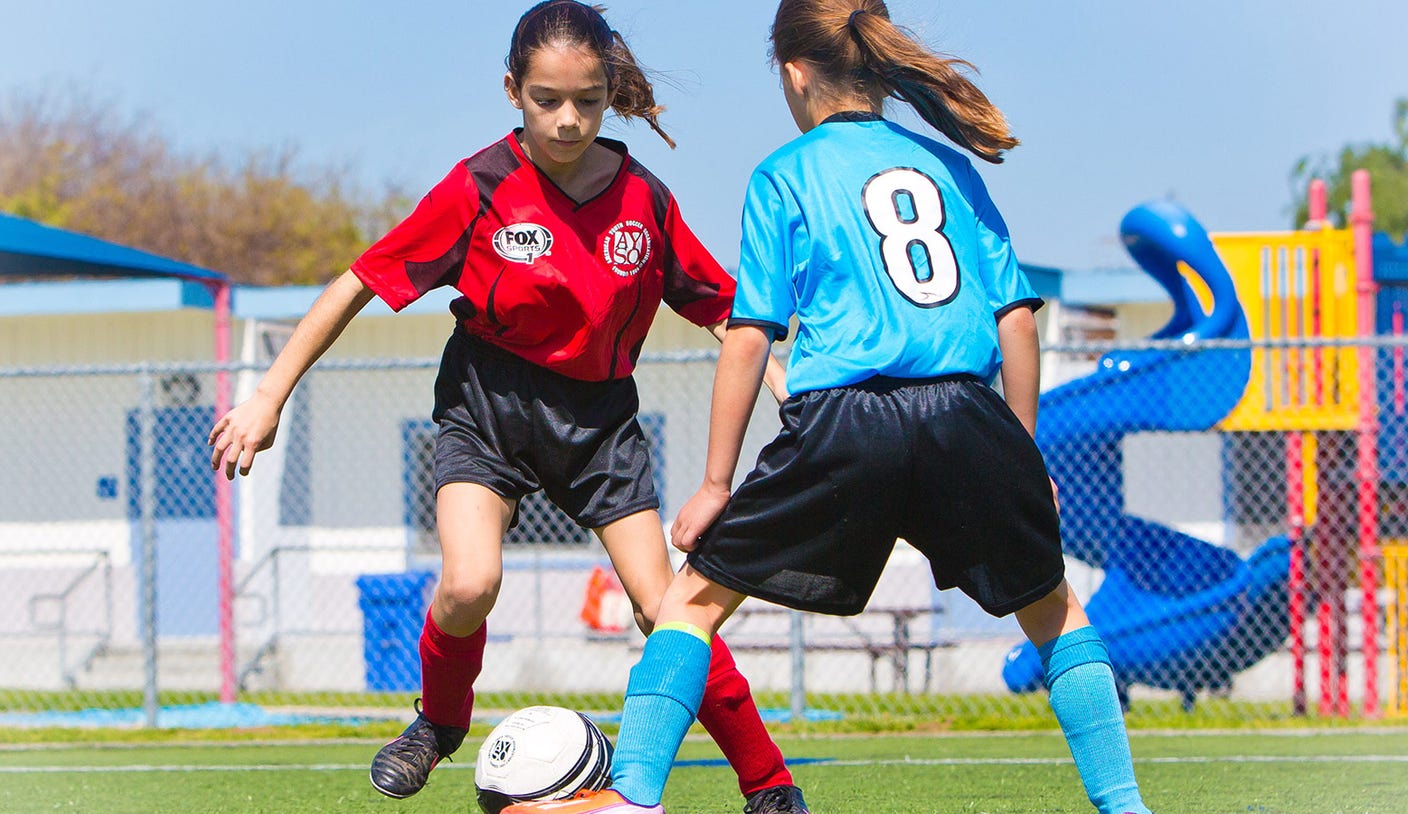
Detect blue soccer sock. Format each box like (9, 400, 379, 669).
(610, 624, 713, 806)
(1040, 626, 1151, 814)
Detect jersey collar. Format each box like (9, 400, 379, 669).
(820, 111, 884, 125)
(506, 130, 631, 210)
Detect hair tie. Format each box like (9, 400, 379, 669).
(847, 8, 873, 59)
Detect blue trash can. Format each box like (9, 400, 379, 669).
(356, 571, 435, 692)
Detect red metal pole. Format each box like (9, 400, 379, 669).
(1351, 169, 1380, 718)
(1336, 598, 1351, 717)
(1290, 179, 1328, 715)
(1307, 180, 1328, 228)
(1288, 431, 1307, 715)
(213, 281, 236, 704)
(1317, 599, 1334, 716)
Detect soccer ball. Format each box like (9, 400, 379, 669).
(474, 705, 614, 814)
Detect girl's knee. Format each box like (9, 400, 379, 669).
(1014, 581, 1089, 646)
(632, 608, 653, 636)
(435, 572, 501, 621)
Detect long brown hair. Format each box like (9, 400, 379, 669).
(507, 1, 675, 148)
(771, 0, 1017, 163)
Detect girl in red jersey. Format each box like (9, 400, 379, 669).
(207, 3, 806, 812)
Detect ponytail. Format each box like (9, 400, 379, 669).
(773, 0, 1017, 163)
(604, 28, 676, 148)
(508, 1, 675, 148)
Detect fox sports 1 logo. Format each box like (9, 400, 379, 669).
(602, 220, 652, 277)
(493, 223, 554, 263)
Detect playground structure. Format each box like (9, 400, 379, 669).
(1003, 171, 1408, 717)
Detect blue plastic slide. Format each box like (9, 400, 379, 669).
(1002, 201, 1290, 709)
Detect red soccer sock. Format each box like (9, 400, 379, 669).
(418, 609, 486, 730)
(695, 635, 794, 795)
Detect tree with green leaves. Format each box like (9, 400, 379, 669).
(0, 87, 410, 285)
(1292, 98, 1408, 240)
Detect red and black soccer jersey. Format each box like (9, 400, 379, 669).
(351, 132, 735, 381)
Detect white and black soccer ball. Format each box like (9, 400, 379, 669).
(474, 705, 614, 814)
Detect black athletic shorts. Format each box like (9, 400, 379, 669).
(431, 328, 659, 529)
(686, 374, 1064, 617)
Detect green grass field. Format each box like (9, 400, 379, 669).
(2, 729, 1404, 814)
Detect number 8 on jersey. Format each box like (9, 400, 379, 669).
(862, 167, 960, 308)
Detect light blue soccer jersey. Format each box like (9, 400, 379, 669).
(730, 113, 1041, 396)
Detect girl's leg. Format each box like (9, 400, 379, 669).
(595, 511, 671, 633)
(598, 513, 796, 799)
(1014, 580, 1151, 814)
(605, 561, 747, 807)
(422, 482, 514, 726)
(370, 483, 513, 799)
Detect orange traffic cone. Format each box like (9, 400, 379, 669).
(580, 565, 629, 634)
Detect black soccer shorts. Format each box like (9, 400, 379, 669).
(431, 329, 659, 530)
(687, 374, 1065, 617)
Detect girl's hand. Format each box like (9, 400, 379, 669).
(762, 352, 788, 406)
(670, 482, 732, 553)
(208, 392, 283, 480)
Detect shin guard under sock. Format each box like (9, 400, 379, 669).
(1041, 626, 1151, 814)
(418, 609, 486, 731)
(610, 625, 713, 806)
(695, 635, 793, 795)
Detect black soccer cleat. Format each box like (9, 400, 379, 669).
(743, 784, 810, 814)
(369, 701, 468, 799)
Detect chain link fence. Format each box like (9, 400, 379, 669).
(2, 337, 1406, 727)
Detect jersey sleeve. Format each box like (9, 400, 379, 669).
(350, 163, 480, 312)
(658, 195, 737, 327)
(730, 169, 797, 341)
(966, 162, 1042, 318)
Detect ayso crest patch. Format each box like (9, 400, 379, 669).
(602, 220, 652, 277)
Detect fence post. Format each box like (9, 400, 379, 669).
(789, 610, 805, 721)
(212, 280, 237, 705)
(137, 369, 160, 728)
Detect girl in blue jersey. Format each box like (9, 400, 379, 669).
(506, 2, 1154, 814)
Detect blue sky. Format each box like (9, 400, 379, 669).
(2, 1, 1405, 272)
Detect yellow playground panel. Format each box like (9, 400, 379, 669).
(1214, 228, 1360, 433)
(1386, 545, 1408, 717)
